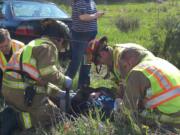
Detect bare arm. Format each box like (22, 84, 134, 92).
(79, 11, 104, 21)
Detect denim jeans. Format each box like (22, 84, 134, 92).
(66, 30, 96, 88)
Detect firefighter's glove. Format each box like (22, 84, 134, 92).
(65, 76, 72, 89)
(24, 86, 36, 106)
(113, 98, 123, 111)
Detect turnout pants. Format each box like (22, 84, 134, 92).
(2, 86, 65, 129)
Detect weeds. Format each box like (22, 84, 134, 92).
(115, 16, 140, 33)
(54, 109, 114, 135)
(150, 15, 180, 68)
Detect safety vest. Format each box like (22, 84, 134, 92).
(0, 39, 24, 71)
(5, 38, 56, 82)
(112, 46, 122, 82)
(112, 43, 154, 82)
(132, 57, 180, 114)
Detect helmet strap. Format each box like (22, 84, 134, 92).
(96, 64, 102, 74)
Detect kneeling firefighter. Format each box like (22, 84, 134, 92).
(118, 47, 180, 128)
(2, 19, 72, 131)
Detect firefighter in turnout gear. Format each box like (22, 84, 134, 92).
(87, 36, 154, 102)
(0, 28, 25, 135)
(118, 47, 180, 128)
(2, 19, 72, 130)
(0, 28, 25, 99)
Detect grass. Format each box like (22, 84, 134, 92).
(97, 1, 180, 47)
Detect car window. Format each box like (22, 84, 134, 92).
(12, 1, 69, 19)
(0, 2, 5, 18)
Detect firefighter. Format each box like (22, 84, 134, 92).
(0, 28, 25, 135)
(2, 19, 72, 130)
(87, 36, 154, 101)
(118, 47, 180, 127)
(0, 28, 25, 102)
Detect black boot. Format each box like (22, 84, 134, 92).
(78, 64, 91, 89)
(0, 107, 19, 135)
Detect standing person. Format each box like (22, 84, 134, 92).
(66, 0, 104, 88)
(2, 19, 72, 131)
(0, 28, 25, 103)
(117, 47, 180, 128)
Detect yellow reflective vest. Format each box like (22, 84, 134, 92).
(5, 39, 46, 82)
(132, 57, 180, 114)
(4, 38, 65, 92)
(0, 39, 24, 71)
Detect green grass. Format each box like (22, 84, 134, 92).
(97, 1, 180, 48)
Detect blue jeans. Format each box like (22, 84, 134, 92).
(66, 30, 96, 88)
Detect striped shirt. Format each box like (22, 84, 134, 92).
(72, 0, 97, 32)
